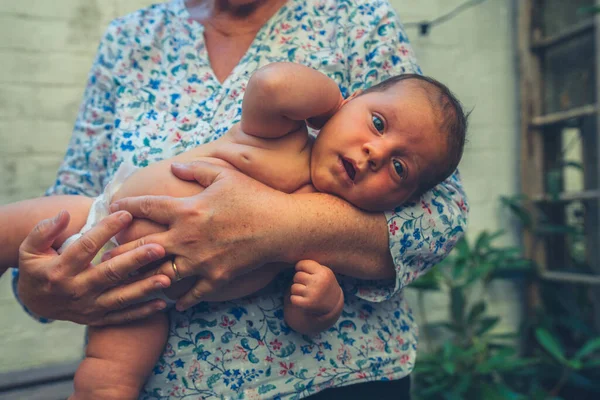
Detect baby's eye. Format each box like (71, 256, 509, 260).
(393, 160, 404, 177)
(372, 115, 384, 132)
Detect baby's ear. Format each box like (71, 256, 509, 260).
(341, 90, 362, 106)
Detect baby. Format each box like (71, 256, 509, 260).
(0, 62, 467, 399)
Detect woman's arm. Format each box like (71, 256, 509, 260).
(14, 22, 171, 325)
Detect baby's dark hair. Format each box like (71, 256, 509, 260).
(362, 74, 468, 198)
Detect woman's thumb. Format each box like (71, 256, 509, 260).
(21, 210, 70, 254)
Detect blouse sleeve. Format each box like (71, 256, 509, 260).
(343, 0, 469, 302)
(12, 22, 120, 320)
(45, 23, 120, 197)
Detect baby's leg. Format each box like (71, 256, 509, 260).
(0, 195, 93, 273)
(284, 260, 345, 335)
(71, 312, 168, 400)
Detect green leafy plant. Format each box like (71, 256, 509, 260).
(411, 225, 600, 399)
(412, 232, 535, 400)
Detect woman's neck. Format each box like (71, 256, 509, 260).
(185, 0, 286, 36)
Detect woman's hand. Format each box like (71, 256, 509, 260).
(108, 162, 298, 311)
(17, 210, 171, 326)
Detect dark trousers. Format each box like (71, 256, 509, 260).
(305, 376, 411, 400)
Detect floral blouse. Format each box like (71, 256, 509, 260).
(13, 0, 468, 398)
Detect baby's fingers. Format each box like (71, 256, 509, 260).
(289, 295, 310, 308)
(293, 271, 312, 285)
(295, 260, 323, 273)
(290, 283, 307, 296)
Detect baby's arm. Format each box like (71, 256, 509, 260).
(0, 195, 93, 275)
(240, 62, 344, 138)
(284, 260, 344, 336)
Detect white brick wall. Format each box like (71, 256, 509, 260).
(0, 0, 159, 373)
(0, 0, 520, 372)
(391, 0, 522, 341)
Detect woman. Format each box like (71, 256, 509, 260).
(14, 0, 468, 398)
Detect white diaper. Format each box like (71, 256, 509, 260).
(58, 162, 138, 260)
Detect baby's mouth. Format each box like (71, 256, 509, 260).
(342, 157, 356, 181)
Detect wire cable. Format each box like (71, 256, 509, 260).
(403, 0, 488, 35)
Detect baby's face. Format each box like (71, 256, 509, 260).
(311, 83, 446, 211)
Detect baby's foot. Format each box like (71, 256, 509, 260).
(290, 260, 344, 317)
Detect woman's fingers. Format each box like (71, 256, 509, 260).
(171, 161, 226, 187)
(59, 211, 133, 275)
(19, 210, 70, 256)
(81, 243, 168, 292)
(102, 231, 171, 261)
(95, 272, 170, 314)
(88, 299, 167, 326)
(110, 195, 181, 225)
(175, 279, 214, 311)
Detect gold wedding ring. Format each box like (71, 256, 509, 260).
(171, 259, 183, 282)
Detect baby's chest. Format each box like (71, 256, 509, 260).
(209, 128, 312, 194)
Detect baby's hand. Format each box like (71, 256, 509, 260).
(290, 260, 343, 316)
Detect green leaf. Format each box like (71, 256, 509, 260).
(467, 301, 486, 324)
(277, 343, 296, 358)
(545, 169, 562, 200)
(450, 287, 466, 325)
(178, 340, 193, 348)
(267, 318, 280, 335)
(191, 318, 217, 328)
(442, 361, 456, 375)
(476, 317, 500, 336)
(474, 230, 504, 253)
(535, 328, 567, 363)
(241, 338, 252, 350)
(500, 195, 533, 228)
(419, 382, 450, 397)
(573, 337, 600, 361)
(577, 5, 600, 15)
(258, 384, 277, 395)
(338, 320, 357, 331)
(410, 273, 440, 291)
(195, 330, 215, 343)
(567, 359, 583, 370)
(248, 351, 259, 364)
(206, 373, 221, 389)
(454, 374, 472, 394)
(582, 357, 600, 369)
(477, 355, 536, 374)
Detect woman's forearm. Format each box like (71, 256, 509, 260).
(0, 196, 93, 271)
(279, 192, 394, 280)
